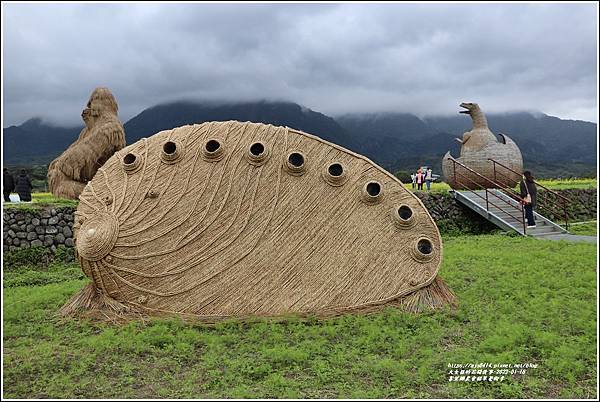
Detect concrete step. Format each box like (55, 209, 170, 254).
(488, 208, 523, 217)
(489, 211, 564, 233)
(488, 211, 526, 223)
(535, 233, 597, 243)
(527, 225, 563, 236)
(453, 188, 569, 238)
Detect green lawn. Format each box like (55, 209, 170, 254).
(566, 221, 598, 236)
(536, 178, 597, 191)
(403, 181, 452, 193)
(2, 235, 596, 399)
(403, 178, 596, 194)
(3, 192, 78, 209)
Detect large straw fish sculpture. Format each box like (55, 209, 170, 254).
(61, 121, 456, 321)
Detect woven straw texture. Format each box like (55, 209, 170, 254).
(63, 121, 454, 321)
(48, 87, 126, 199)
(442, 103, 523, 189)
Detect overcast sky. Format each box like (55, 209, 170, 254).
(2, 2, 598, 127)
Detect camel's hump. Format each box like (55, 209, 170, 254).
(74, 121, 442, 318)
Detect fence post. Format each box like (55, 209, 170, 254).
(522, 204, 527, 235)
(452, 159, 456, 186)
(485, 189, 489, 211)
(563, 198, 569, 231)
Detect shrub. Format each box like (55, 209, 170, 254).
(394, 170, 413, 183)
(4, 245, 76, 271)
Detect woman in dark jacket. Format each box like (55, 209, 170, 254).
(3, 168, 15, 202)
(519, 171, 537, 228)
(14, 169, 33, 202)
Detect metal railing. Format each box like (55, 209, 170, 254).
(447, 156, 528, 234)
(488, 158, 572, 230)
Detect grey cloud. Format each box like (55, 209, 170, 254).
(2, 2, 597, 127)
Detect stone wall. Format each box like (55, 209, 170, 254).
(414, 192, 500, 234)
(537, 188, 597, 223)
(3, 188, 596, 252)
(3, 207, 75, 252)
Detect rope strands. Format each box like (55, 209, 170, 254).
(60, 121, 456, 322)
(48, 87, 126, 200)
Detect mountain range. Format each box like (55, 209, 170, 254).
(3, 100, 597, 178)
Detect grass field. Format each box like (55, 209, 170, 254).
(2, 235, 597, 399)
(565, 221, 598, 236)
(403, 178, 596, 194)
(403, 182, 452, 193)
(536, 178, 597, 191)
(3, 192, 78, 209)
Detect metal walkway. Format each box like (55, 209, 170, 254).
(453, 189, 567, 237)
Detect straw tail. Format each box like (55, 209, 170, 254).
(58, 283, 143, 322)
(392, 276, 457, 313)
(59, 276, 457, 322)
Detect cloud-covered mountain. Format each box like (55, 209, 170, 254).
(123, 100, 351, 148)
(3, 100, 597, 178)
(337, 111, 597, 176)
(3, 118, 81, 165)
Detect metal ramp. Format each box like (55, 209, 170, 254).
(453, 189, 567, 237)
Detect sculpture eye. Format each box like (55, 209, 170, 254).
(202, 138, 225, 161)
(322, 162, 348, 186)
(161, 140, 183, 164)
(361, 180, 383, 204)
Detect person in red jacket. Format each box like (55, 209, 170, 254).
(416, 168, 424, 190)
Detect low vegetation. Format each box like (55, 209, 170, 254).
(3, 235, 597, 398)
(536, 178, 597, 190)
(401, 178, 596, 194)
(565, 221, 597, 236)
(3, 192, 78, 209)
(403, 181, 452, 193)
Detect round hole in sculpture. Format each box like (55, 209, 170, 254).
(366, 181, 381, 197)
(328, 163, 344, 177)
(123, 153, 136, 165)
(163, 141, 176, 155)
(161, 140, 182, 163)
(205, 139, 221, 153)
(250, 142, 265, 156)
(288, 152, 304, 167)
(398, 205, 413, 220)
(417, 238, 433, 255)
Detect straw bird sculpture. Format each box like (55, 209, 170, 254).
(442, 102, 523, 189)
(61, 121, 456, 322)
(48, 87, 126, 199)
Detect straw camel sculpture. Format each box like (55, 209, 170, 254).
(442, 102, 523, 189)
(61, 121, 456, 322)
(48, 87, 126, 199)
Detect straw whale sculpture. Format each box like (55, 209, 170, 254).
(60, 121, 456, 321)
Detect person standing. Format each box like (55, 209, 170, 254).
(425, 168, 433, 191)
(3, 168, 15, 202)
(14, 169, 33, 202)
(410, 172, 416, 189)
(520, 171, 537, 228)
(416, 168, 424, 190)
